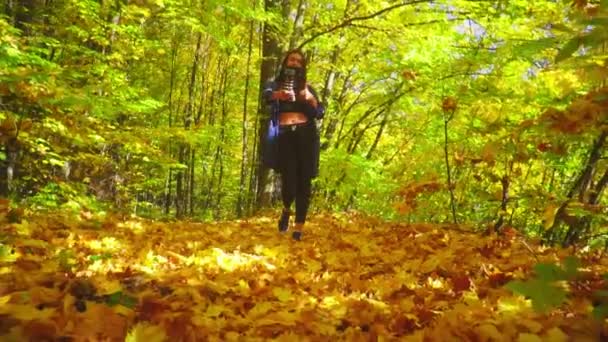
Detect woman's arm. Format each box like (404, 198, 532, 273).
(302, 85, 325, 119)
(264, 80, 294, 102)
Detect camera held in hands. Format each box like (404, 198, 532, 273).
(282, 67, 298, 102)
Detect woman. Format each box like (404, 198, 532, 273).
(263, 49, 324, 241)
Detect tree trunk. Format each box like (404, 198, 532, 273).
(320, 47, 341, 150)
(237, 11, 256, 218)
(493, 175, 510, 232)
(175, 146, 185, 218)
(288, 0, 305, 49)
(443, 110, 458, 224)
(164, 170, 172, 215)
(175, 33, 202, 218)
(319, 0, 352, 148)
(255, 0, 284, 209)
(0, 137, 19, 197)
(189, 148, 195, 216)
(366, 109, 389, 159)
(13, 0, 36, 34)
(589, 168, 608, 205)
(214, 66, 229, 218)
(543, 130, 607, 245)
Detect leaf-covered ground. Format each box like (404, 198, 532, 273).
(1, 209, 607, 341)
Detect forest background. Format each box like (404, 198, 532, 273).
(2, 0, 608, 340)
(0, 0, 607, 249)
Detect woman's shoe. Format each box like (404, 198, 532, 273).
(278, 209, 290, 232)
(292, 231, 302, 241)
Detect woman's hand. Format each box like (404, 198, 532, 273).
(298, 87, 318, 108)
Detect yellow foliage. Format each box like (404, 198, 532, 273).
(126, 323, 167, 342)
(0, 211, 605, 340)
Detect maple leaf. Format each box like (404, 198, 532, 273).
(272, 287, 293, 302)
(0, 304, 55, 320)
(505, 279, 567, 312)
(70, 302, 129, 340)
(125, 323, 167, 342)
(442, 96, 457, 112)
(255, 310, 298, 327)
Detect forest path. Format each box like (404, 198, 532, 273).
(0, 211, 605, 340)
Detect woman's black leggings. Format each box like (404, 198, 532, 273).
(278, 122, 316, 224)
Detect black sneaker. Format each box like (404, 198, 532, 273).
(292, 231, 302, 241)
(278, 209, 290, 232)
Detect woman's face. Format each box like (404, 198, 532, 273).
(286, 53, 304, 68)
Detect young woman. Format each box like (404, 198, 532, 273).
(263, 49, 324, 241)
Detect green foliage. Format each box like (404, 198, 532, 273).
(0, 0, 606, 237)
(506, 278, 567, 312)
(104, 291, 137, 309)
(315, 149, 399, 217)
(89, 253, 113, 262)
(507, 256, 608, 320)
(24, 182, 106, 214)
(57, 248, 77, 272)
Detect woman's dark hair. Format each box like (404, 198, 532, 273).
(277, 49, 307, 92)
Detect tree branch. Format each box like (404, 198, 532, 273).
(297, 0, 430, 49)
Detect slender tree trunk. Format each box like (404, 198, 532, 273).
(333, 71, 356, 149)
(175, 147, 185, 218)
(319, 0, 351, 147)
(164, 170, 172, 215)
(288, 0, 306, 49)
(164, 39, 179, 215)
(544, 130, 607, 245)
(320, 47, 341, 150)
(366, 109, 389, 159)
(589, 168, 608, 204)
(175, 34, 202, 219)
(215, 66, 230, 218)
(189, 148, 195, 216)
(185, 34, 203, 216)
(492, 175, 510, 232)
(237, 12, 256, 218)
(0, 137, 19, 197)
(247, 26, 261, 214)
(443, 110, 458, 224)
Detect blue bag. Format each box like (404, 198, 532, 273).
(262, 100, 280, 171)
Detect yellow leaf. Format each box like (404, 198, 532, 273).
(481, 142, 498, 163)
(112, 304, 134, 317)
(543, 204, 558, 230)
(0, 304, 55, 320)
(17, 239, 48, 249)
(255, 311, 297, 327)
(247, 302, 273, 318)
(517, 333, 542, 342)
(224, 331, 240, 341)
(205, 304, 224, 318)
(518, 319, 543, 333)
(94, 279, 122, 295)
(542, 327, 568, 342)
(476, 324, 504, 341)
(320, 296, 347, 317)
(419, 257, 440, 273)
(125, 323, 167, 342)
(497, 296, 531, 313)
(71, 302, 127, 340)
(29, 286, 62, 305)
(272, 287, 293, 302)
